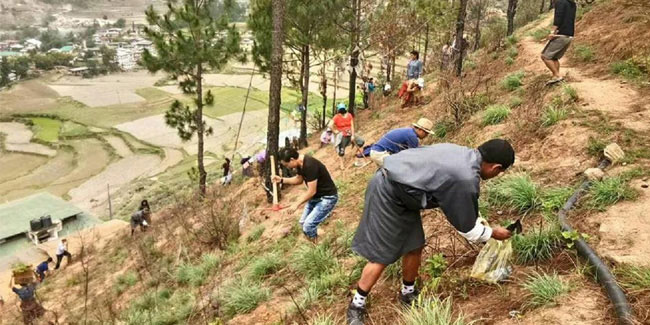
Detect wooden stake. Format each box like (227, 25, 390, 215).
(270, 155, 280, 210)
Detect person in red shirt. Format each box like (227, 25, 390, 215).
(331, 103, 356, 170)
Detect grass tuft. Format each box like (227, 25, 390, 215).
(485, 173, 540, 213)
(506, 35, 519, 46)
(530, 28, 548, 41)
(247, 225, 265, 242)
(249, 253, 285, 280)
(611, 60, 644, 81)
(482, 105, 511, 126)
(586, 137, 606, 157)
(399, 296, 471, 325)
(310, 314, 338, 325)
(175, 253, 220, 287)
(114, 270, 138, 295)
(505, 56, 514, 66)
(220, 280, 271, 317)
(540, 187, 573, 214)
(512, 226, 563, 264)
(541, 106, 568, 127)
(615, 264, 650, 291)
(509, 96, 523, 108)
(293, 244, 337, 279)
(563, 85, 579, 102)
(522, 272, 570, 309)
(587, 176, 638, 210)
(574, 44, 595, 62)
(502, 71, 525, 91)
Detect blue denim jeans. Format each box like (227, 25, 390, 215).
(299, 195, 339, 238)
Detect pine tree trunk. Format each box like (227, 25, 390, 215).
(332, 67, 338, 116)
(540, 0, 546, 14)
(391, 54, 396, 81)
(385, 54, 391, 82)
(348, 0, 360, 116)
(196, 63, 206, 195)
(455, 0, 469, 77)
(300, 44, 309, 148)
(320, 63, 327, 129)
(507, 0, 518, 36)
(474, 0, 482, 51)
(266, 0, 285, 202)
(423, 23, 430, 68)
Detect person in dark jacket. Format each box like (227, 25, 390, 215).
(541, 0, 576, 85)
(346, 139, 515, 325)
(34, 258, 52, 282)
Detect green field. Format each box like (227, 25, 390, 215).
(30, 117, 62, 142)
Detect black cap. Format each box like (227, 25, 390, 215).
(478, 139, 515, 169)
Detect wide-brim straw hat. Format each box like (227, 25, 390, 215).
(413, 118, 435, 135)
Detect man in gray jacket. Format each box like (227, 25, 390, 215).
(347, 139, 515, 325)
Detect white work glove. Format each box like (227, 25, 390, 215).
(604, 143, 624, 164)
(584, 168, 605, 181)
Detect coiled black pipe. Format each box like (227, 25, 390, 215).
(557, 159, 635, 324)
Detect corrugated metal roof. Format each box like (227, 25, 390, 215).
(0, 193, 83, 240)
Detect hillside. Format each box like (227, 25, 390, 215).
(2, 0, 649, 324)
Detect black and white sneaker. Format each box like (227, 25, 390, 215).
(346, 303, 366, 325)
(399, 288, 420, 307)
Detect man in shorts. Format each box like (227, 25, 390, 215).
(541, 0, 576, 85)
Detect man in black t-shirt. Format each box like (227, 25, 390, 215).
(272, 147, 338, 240)
(541, 0, 576, 85)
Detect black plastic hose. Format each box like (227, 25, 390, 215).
(557, 159, 635, 324)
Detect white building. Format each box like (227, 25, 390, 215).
(25, 39, 42, 49)
(116, 48, 136, 71)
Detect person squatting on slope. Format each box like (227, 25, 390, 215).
(398, 78, 424, 108)
(272, 147, 338, 242)
(346, 139, 515, 325)
(34, 258, 52, 282)
(364, 118, 435, 167)
(541, 0, 576, 85)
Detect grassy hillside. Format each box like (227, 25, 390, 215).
(3, 0, 650, 324)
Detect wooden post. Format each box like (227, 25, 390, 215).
(270, 155, 280, 210)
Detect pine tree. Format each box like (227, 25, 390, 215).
(142, 0, 242, 195)
(507, 0, 519, 36)
(454, 0, 469, 77)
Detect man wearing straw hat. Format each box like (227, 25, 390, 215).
(347, 139, 516, 324)
(364, 118, 435, 167)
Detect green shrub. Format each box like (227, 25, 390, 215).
(293, 244, 337, 279)
(502, 71, 525, 91)
(482, 105, 511, 126)
(505, 57, 514, 66)
(541, 106, 568, 127)
(220, 281, 271, 317)
(586, 137, 607, 157)
(507, 46, 518, 59)
(485, 173, 540, 213)
(587, 176, 638, 210)
(114, 270, 138, 295)
(480, 17, 507, 50)
(540, 187, 573, 214)
(509, 96, 523, 108)
(574, 45, 595, 62)
(506, 35, 518, 46)
(247, 225, 265, 242)
(512, 227, 563, 264)
(615, 264, 650, 291)
(611, 60, 644, 80)
(530, 28, 548, 42)
(399, 297, 470, 325)
(522, 272, 570, 308)
(249, 253, 285, 280)
(423, 253, 447, 278)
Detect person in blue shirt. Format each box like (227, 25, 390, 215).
(364, 118, 434, 167)
(35, 257, 53, 282)
(406, 50, 423, 80)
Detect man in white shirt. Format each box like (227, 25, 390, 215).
(54, 238, 72, 269)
